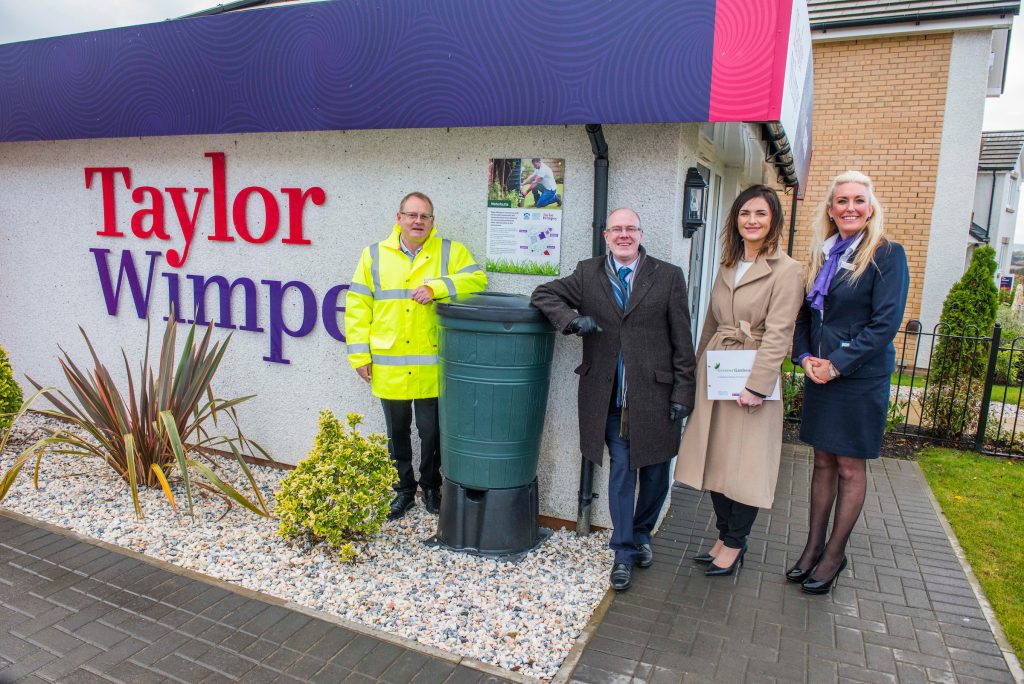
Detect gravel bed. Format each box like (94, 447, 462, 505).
(0, 413, 612, 680)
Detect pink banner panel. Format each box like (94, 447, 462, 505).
(709, 0, 793, 122)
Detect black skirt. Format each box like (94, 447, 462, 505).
(799, 374, 890, 458)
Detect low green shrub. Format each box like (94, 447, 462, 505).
(275, 411, 398, 562)
(984, 419, 1024, 450)
(0, 345, 22, 435)
(886, 397, 909, 433)
(995, 305, 1024, 386)
(782, 370, 803, 420)
(923, 380, 984, 441)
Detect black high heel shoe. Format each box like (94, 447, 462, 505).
(693, 550, 715, 564)
(785, 548, 824, 584)
(705, 545, 746, 577)
(801, 555, 848, 594)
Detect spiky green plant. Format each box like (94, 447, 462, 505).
(0, 315, 271, 520)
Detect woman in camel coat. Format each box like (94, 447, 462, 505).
(675, 185, 804, 576)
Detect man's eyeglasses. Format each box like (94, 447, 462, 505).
(399, 211, 434, 222)
(605, 226, 641, 235)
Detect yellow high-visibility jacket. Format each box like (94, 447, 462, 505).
(345, 225, 487, 400)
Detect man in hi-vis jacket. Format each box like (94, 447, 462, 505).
(345, 192, 487, 520)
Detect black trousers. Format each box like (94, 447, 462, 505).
(710, 491, 758, 549)
(380, 398, 441, 494)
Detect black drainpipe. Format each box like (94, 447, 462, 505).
(986, 170, 997, 240)
(577, 124, 608, 536)
(787, 189, 799, 256)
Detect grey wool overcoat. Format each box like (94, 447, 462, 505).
(531, 253, 697, 470)
(674, 250, 804, 508)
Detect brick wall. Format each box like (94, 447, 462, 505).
(792, 33, 953, 324)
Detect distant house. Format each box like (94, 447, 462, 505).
(792, 0, 1020, 331)
(1010, 245, 1024, 274)
(971, 130, 1024, 279)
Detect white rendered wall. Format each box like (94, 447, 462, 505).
(973, 172, 996, 232)
(994, 173, 1012, 276)
(920, 30, 992, 333)
(970, 169, 1022, 278)
(995, 172, 1023, 277)
(0, 123, 701, 526)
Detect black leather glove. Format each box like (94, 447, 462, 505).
(565, 316, 604, 336)
(670, 402, 691, 422)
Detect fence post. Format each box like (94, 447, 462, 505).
(975, 323, 1001, 451)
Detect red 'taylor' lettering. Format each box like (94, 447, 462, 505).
(85, 152, 325, 268)
(85, 167, 131, 237)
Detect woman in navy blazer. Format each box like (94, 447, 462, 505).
(788, 170, 909, 595)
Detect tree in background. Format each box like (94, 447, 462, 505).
(931, 246, 998, 380)
(924, 246, 998, 438)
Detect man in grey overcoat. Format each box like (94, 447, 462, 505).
(532, 208, 696, 591)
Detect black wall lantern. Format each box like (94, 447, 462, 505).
(682, 167, 709, 238)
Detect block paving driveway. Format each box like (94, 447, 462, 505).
(573, 444, 1019, 683)
(1, 443, 1020, 683)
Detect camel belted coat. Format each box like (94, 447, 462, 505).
(675, 250, 804, 508)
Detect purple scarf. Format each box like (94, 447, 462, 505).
(807, 234, 858, 311)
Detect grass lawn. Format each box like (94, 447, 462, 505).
(917, 448, 1024, 659)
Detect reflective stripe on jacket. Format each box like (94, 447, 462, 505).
(344, 225, 487, 399)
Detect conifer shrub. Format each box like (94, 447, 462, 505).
(0, 345, 23, 435)
(925, 246, 998, 438)
(930, 246, 998, 381)
(275, 411, 398, 562)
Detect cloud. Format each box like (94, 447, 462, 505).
(0, 0, 217, 45)
(984, 16, 1024, 132)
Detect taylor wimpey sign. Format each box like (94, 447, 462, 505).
(85, 152, 341, 365)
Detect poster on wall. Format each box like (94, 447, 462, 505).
(485, 157, 563, 276)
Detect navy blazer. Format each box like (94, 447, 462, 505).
(792, 240, 910, 378)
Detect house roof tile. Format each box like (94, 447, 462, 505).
(809, 1, 1020, 29)
(979, 130, 1024, 170)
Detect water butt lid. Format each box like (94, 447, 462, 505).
(436, 292, 548, 323)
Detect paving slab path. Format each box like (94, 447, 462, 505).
(0, 512, 513, 683)
(571, 443, 1022, 684)
(2, 443, 1021, 683)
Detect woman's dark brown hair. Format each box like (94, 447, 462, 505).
(720, 184, 784, 268)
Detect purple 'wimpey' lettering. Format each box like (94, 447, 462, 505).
(262, 280, 317, 365)
(321, 284, 348, 343)
(90, 248, 161, 319)
(91, 248, 345, 365)
(160, 272, 191, 323)
(187, 274, 263, 332)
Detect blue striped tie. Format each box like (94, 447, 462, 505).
(615, 267, 631, 407)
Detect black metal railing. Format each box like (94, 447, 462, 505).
(783, 320, 1024, 458)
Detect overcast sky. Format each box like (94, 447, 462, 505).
(1, 1, 1022, 238)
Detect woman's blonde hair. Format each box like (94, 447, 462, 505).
(805, 170, 887, 290)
